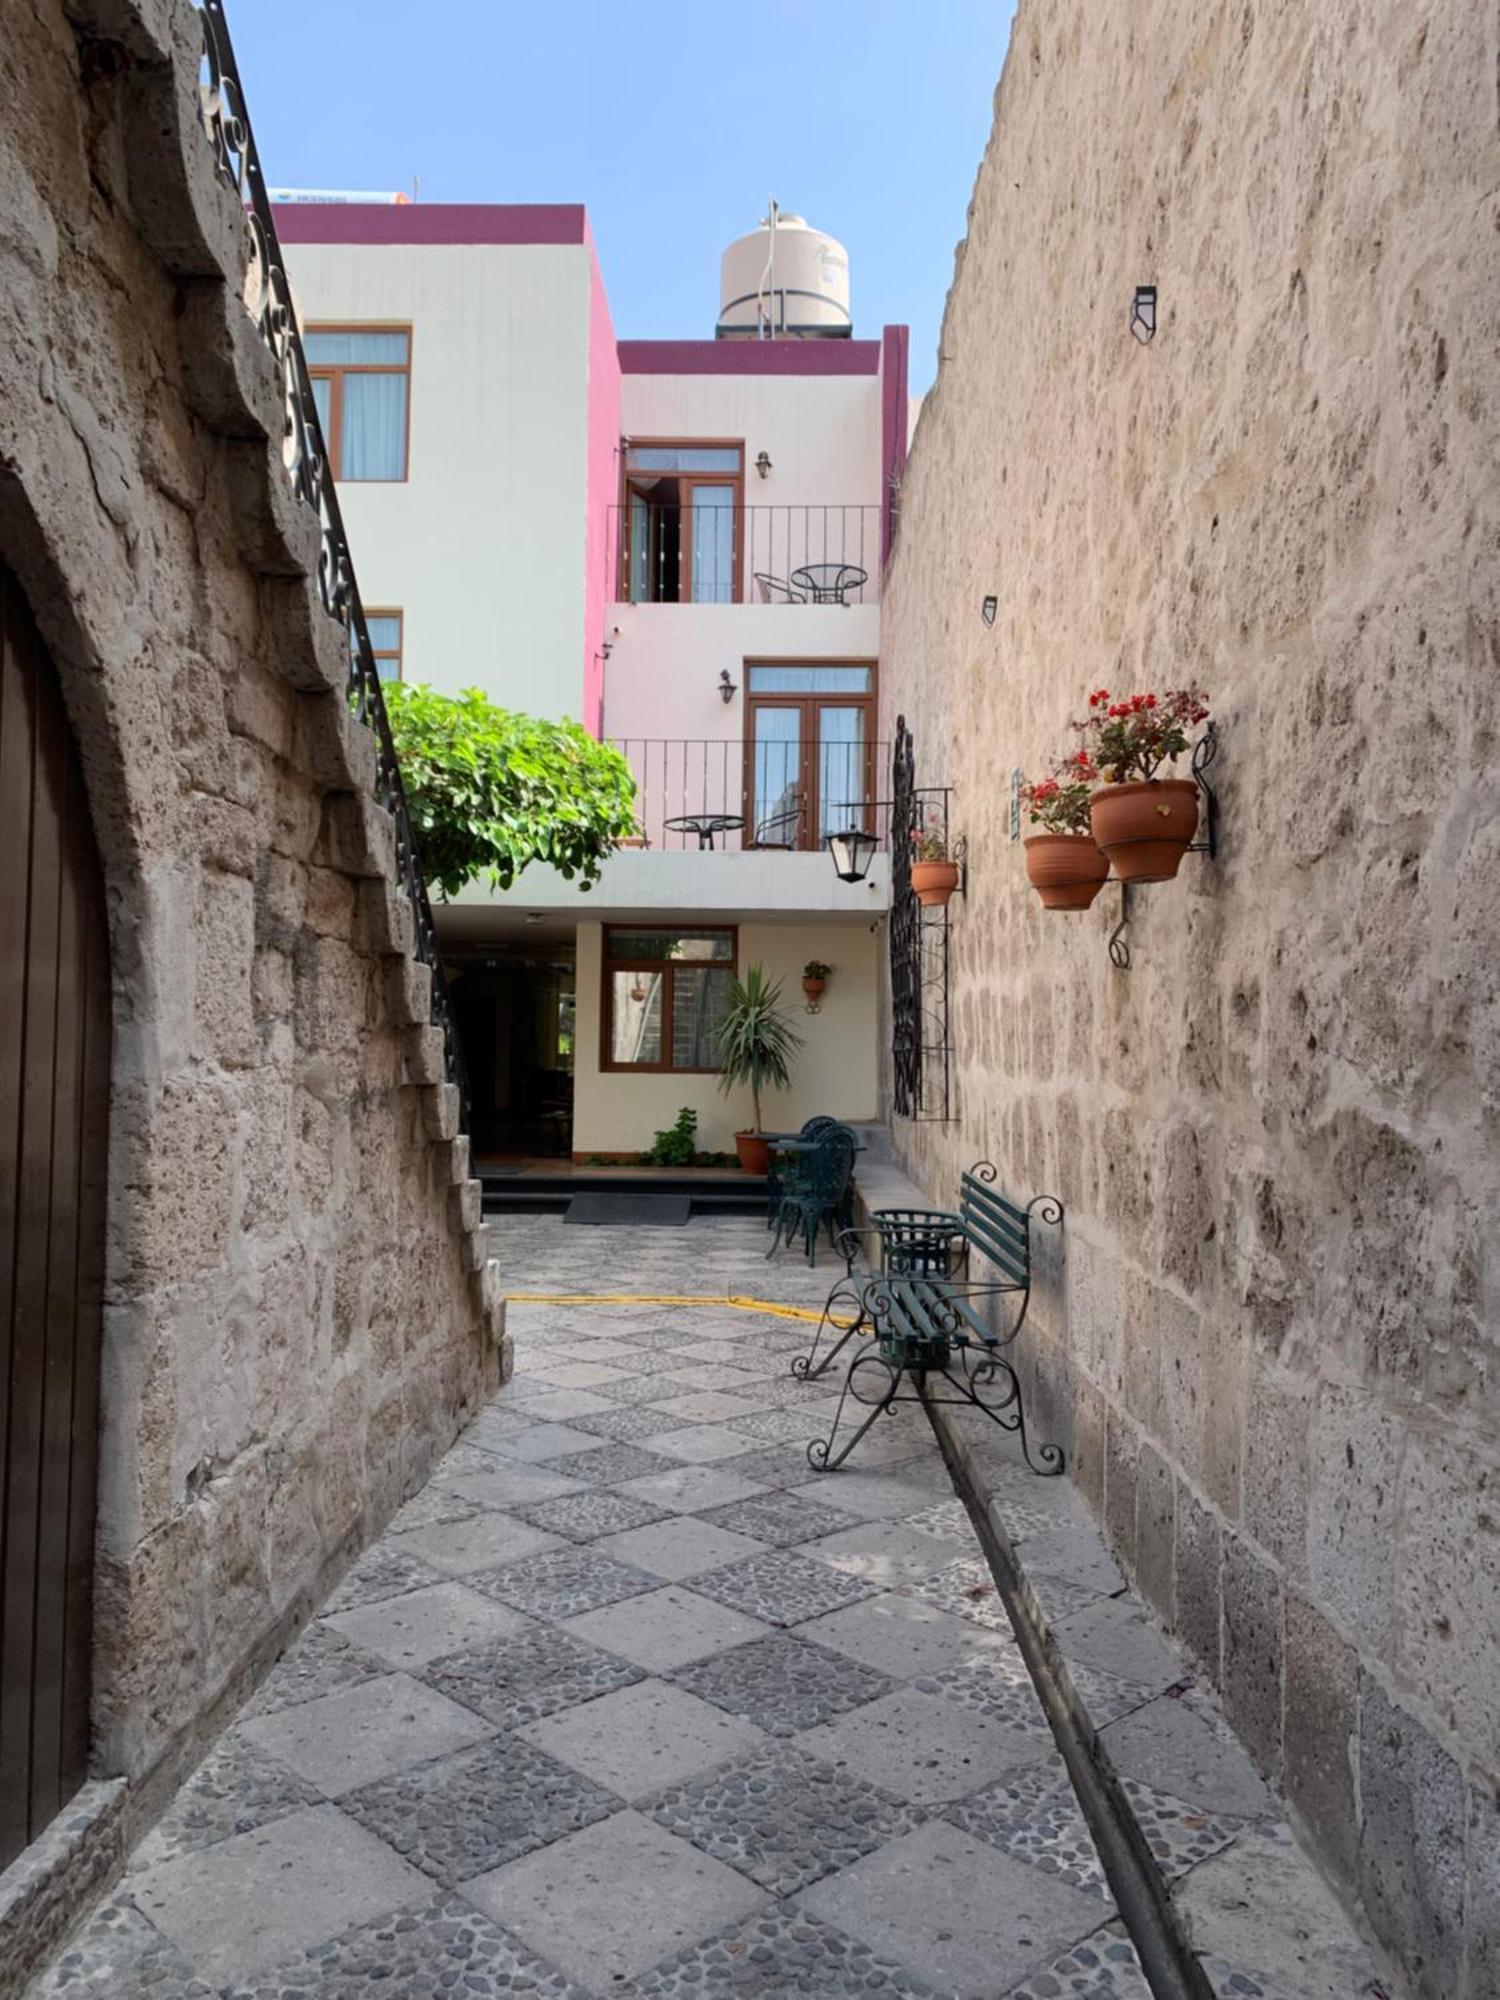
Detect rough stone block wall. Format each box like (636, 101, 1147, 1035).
(879, 5, 1498, 1993)
(0, 0, 504, 1820)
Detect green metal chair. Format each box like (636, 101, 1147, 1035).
(769, 1123, 857, 1266)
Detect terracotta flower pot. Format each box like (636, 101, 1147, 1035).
(801, 977, 826, 1001)
(1023, 834, 1110, 910)
(1090, 780, 1199, 882)
(734, 1131, 772, 1174)
(910, 859, 960, 907)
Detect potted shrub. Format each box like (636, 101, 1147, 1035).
(910, 830, 961, 907)
(715, 965, 803, 1174)
(801, 959, 833, 1002)
(1075, 686, 1210, 882)
(1020, 760, 1110, 909)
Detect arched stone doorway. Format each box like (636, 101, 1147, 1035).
(0, 559, 111, 1869)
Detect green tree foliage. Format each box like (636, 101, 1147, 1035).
(383, 683, 638, 898)
(716, 965, 803, 1134)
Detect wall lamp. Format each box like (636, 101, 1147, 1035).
(754, 450, 773, 479)
(827, 826, 879, 884)
(980, 595, 998, 627)
(1130, 285, 1157, 343)
(718, 670, 738, 704)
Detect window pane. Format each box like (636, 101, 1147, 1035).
(672, 966, 733, 1070)
(748, 665, 871, 695)
(627, 446, 741, 472)
(611, 972, 663, 1064)
(365, 615, 401, 654)
(340, 372, 408, 478)
(304, 329, 410, 364)
(310, 374, 333, 442)
(690, 485, 736, 604)
(750, 708, 802, 846)
(819, 706, 867, 839)
(608, 929, 733, 963)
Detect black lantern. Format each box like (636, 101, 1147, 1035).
(827, 826, 879, 884)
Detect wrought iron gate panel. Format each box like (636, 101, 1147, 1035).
(0, 565, 110, 1869)
(887, 716, 956, 1122)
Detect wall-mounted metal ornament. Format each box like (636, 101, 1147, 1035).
(1108, 722, 1219, 971)
(1130, 285, 1158, 343)
(1009, 767, 1021, 842)
(981, 595, 998, 627)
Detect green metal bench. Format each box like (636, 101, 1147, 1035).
(797, 1163, 1065, 1477)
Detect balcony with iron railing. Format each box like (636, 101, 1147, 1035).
(608, 737, 892, 855)
(607, 504, 881, 607)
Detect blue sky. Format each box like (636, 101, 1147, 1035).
(231, 1, 1016, 386)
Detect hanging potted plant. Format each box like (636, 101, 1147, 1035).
(801, 959, 833, 1002)
(1020, 760, 1110, 909)
(1076, 686, 1210, 882)
(910, 830, 961, 907)
(716, 964, 803, 1174)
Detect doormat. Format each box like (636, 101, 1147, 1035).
(563, 1193, 693, 1226)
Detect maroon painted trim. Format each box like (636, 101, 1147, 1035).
(273, 203, 589, 246)
(619, 340, 882, 377)
(879, 323, 910, 566)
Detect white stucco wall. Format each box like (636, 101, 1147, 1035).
(283, 241, 593, 719)
(620, 373, 882, 512)
(572, 918, 882, 1154)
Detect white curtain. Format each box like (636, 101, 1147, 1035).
(340, 374, 407, 479)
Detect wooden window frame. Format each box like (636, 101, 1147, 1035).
(600, 925, 739, 1074)
(742, 658, 878, 853)
(619, 439, 745, 604)
(306, 323, 412, 483)
(365, 607, 403, 681)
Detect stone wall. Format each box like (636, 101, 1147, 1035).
(0, 0, 503, 1832)
(879, 5, 1498, 1994)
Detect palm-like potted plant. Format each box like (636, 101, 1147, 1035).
(1021, 758, 1110, 908)
(910, 829, 961, 907)
(716, 965, 804, 1173)
(1075, 687, 1210, 881)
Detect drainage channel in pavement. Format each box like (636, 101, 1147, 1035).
(26, 1218, 1391, 1999)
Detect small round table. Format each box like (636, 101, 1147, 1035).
(663, 813, 745, 851)
(790, 562, 869, 605)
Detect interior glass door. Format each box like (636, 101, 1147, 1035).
(816, 704, 869, 844)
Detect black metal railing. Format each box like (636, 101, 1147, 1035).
(890, 716, 958, 1123)
(197, 2, 468, 1126)
(607, 505, 881, 607)
(609, 737, 891, 854)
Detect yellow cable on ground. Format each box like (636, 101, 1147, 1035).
(504, 1291, 858, 1329)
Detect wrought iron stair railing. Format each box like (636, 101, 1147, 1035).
(196, 1, 468, 1128)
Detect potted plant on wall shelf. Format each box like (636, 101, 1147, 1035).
(1076, 686, 1210, 882)
(910, 830, 961, 907)
(1020, 760, 1110, 908)
(801, 960, 833, 1002)
(716, 964, 804, 1174)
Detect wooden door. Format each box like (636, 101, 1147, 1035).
(0, 563, 110, 1869)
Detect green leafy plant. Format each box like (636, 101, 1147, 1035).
(383, 682, 639, 898)
(716, 965, 803, 1135)
(644, 1106, 698, 1167)
(802, 960, 833, 981)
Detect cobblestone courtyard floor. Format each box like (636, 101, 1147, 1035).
(31, 1217, 1384, 1998)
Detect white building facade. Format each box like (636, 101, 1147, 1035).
(280, 203, 909, 1159)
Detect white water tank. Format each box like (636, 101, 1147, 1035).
(716, 210, 851, 340)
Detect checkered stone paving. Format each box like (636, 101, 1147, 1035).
(622, 1908, 941, 1998)
(516, 1488, 671, 1540)
(29, 1214, 1371, 2000)
(690, 1548, 877, 1626)
(338, 1734, 617, 1885)
(668, 1633, 896, 1736)
(645, 1743, 921, 1895)
(699, 1489, 863, 1548)
(470, 1546, 659, 1618)
(221, 1897, 589, 2000)
(420, 1623, 645, 1731)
